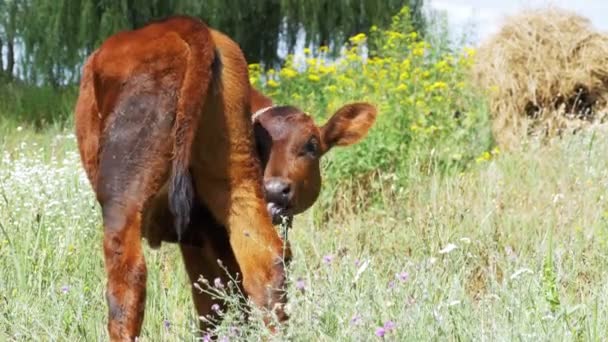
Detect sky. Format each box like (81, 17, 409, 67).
(426, 0, 608, 45)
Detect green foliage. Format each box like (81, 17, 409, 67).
(0, 82, 76, 130)
(0, 0, 425, 85)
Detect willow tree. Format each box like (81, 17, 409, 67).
(12, 0, 425, 86)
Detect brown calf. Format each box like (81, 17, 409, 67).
(75, 15, 376, 339)
(75, 16, 287, 340)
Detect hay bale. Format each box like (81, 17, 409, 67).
(473, 7, 608, 149)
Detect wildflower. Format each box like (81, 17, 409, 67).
(319, 65, 336, 75)
(388, 281, 395, 289)
(308, 74, 321, 82)
(203, 333, 212, 342)
(295, 278, 306, 292)
(375, 327, 386, 337)
(163, 319, 171, 330)
(303, 47, 312, 55)
(279, 67, 298, 79)
(350, 314, 362, 325)
(384, 320, 396, 331)
(475, 151, 492, 164)
(397, 272, 409, 282)
(214, 277, 224, 288)
(439, 243, 458, 254)
(267, 79, 280, 88)
(211, 303, 221, 312)
(412, 46, 425, 57)
(349, 33, 367, 45)
(61, 285, 69, 294)
(322, 254, 334, 264)
(463, 47, 476, 57)
(325, 85, 337, 93)
(319, 45, 329, 53)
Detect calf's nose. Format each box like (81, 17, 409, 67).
(264, 178, 293, 205)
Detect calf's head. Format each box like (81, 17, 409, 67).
(253, 103, 376, 224)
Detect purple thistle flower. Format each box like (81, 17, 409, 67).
(397, 271, 410, 282)
(295, 278, 306, 291)
(375, 327, 386, 337)
(323, 254, 334, 265)
(214, 277, 224, 288)
(350, 314, 362, 325)
(163, 319, 171, 330)
(211, 303, 220, 312)
(202, 333, 212, 342)
(354, 259, 360, 267)
(388, 280, 395, 289)
(61, 285, 69, 294)
(383, 320, 396, 331)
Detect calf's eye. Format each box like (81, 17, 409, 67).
(301, 137, 319, 157)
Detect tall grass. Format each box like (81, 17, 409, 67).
(2, 122, 608, 340)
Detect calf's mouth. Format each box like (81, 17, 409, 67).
(266, 202, 293, 226)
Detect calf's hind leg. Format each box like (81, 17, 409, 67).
(97, 90, 175, 340)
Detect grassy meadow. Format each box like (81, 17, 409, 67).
(2, 7, 608, 341)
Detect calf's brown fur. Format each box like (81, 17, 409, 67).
(75, 16, 287, 340)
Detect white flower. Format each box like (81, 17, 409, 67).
(439, 243, 458, 254)
(510, 268, 533, 280)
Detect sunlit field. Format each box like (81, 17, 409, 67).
(1, 7, 608, 341)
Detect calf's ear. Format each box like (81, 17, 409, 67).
(321, 102, 377, 151)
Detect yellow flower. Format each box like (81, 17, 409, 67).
(463, 47, 476, 57)
(349, 33, 367, 45)
(308, 74, 321, 82)
(319, 45, 329, 53)
(303, 47, 312, 55)
(428, 81, 447, 92)
(396, 84, 407, 91)
(248, 63, 261, 72)
(267, 79, 280, 88)
(475, 151, 492, 164)
(280, 67, 298, 79)
(319, 65, 336, 75)
(326, 85, 337, 93)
